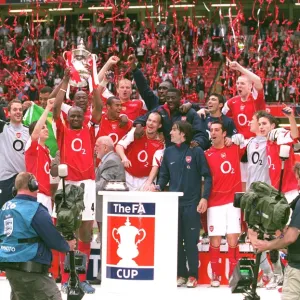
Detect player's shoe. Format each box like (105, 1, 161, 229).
(177, 276, 187, 287)
(186, 276, 198, 288)
(211, 273, 221, 287)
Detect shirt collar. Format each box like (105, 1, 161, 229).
(102, 151, 114, 162)
(14, 194, 37, 202)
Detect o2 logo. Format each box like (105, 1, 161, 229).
(220, 161, 235, 174)
(71, 138, 86, 155)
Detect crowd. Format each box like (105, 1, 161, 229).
(0, 14, 299, 106)
(0, 7, 300, 300)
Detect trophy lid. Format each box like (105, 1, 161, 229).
(72, 38, 91, 58)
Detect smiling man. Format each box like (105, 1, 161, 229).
(116, 112, 165, 191)
(0, 99, 30, 206)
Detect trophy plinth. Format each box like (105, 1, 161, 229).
(104, 181, 129, 191)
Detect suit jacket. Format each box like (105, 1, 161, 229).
(95, 151, 125, 221)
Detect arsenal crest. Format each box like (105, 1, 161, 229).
(16, 132, 21, 139)
(181, 116, 187, 121)
(240, 105, 245, 111)
(255, 143, 259, 149)
(221, 152, 226, 159)
(112, 124, 117, 130)
(122, 107, 126, 111)
(186, 156, 192, 163)
(209, 225, 214, 232)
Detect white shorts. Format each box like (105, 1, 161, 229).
(284, 189, 298, 204)
(240, 162, 248, 183)
(125, 171, 148, 191)
(52, 179, 95, 221)
(207, 203, 241, 236)
(37, 193, 52, 215)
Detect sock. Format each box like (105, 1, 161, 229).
(209, 245, 221, 276)
(59, 252, 69, 284)
(200, 211, 208, 234)
(50, 249, 60, 279)
(228, 245, 238, 278)
(260, 251, 272, 274)
(78, 241, 91, 282)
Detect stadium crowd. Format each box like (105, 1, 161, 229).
(0, 6, 300, 300)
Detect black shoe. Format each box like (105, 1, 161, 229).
(238, 232, 247, 244)
(55, 276, 62, 283)
(88, 278, 101, 285)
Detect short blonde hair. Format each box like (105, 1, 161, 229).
(14, 172, 33, 190)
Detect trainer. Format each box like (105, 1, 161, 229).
(0, 172, 76, 300)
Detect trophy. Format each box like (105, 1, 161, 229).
(112, 217, 146, 267)
(63, 38, 98, 88)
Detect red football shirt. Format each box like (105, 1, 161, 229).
(97, 114, 133, 146)
(205, 144, 244, 208)
(222, 89, 265, 139)
(54, 118, 96, 181)
(267, 132, 298, 193)
(25, 139, 51, 196)
(101, 88, 147, 120)
(118, 128, 165, 178)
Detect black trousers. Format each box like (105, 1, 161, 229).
(0, 174, 17, 207)
(6, 269, 62, 300)
(177, 203, 200, 279)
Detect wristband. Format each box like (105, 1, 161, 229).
(60, 88, 66, 93)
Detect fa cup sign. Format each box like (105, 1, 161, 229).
(106, 202, 155, 280)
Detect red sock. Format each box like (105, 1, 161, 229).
(228, 245, 238, 277)
(59, 252, 69, 284)
(200, 211, 208, 234)
(78, 241, 91, 282)
(209, 245, 221, 276)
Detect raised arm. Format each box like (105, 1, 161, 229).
(227, 57, 263, 91)
(53, 68, 70, 121)
(97, 56, 120, 83)
(31, 98, 54, 141)
(91, 83, 104, 123)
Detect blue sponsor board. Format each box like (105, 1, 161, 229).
(108, 202, 155, 216)
(107, 266, 154, 280)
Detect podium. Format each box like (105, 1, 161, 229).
(98, 191, 182, 295)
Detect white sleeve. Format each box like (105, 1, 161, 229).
(61, 103, 72, 115)
(152, 148, 165, 167)
(25, 137, 32, 151)
(101, 88, 114, 101)
(222, 101, 230, 115)
(117, 127, 135, 149)
(276, 130, 294, 145)
(140, 99, 148, 111)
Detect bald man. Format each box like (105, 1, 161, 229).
(94, 136, 126, 283)
(221, 58, 265, 139)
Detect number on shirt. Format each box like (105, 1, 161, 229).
(13, 140, 24, 154)
(137, 150, 149, 167)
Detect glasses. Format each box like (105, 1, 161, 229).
(158, 86, 168, 90)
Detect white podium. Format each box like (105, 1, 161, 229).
(98, 191, 182, 296)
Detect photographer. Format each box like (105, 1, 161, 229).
(249, 162, 300, 300)
(0, 172, 76, 300)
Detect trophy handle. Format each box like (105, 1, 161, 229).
(92, 53, 98, 62)
(136, 229, 146, 245)
(112, 228, 120, 244)
(63, 51, 69, 62)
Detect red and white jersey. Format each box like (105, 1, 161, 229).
(61, 103, 92, 126)
(53, 117, 97, 181)
(222, 88, 265, 139)
(205, 145, 244, 208)
(267, 131, 298, 193)
(118, 128, 165, 178)
(25, 138, 51, 196)
(101, 88, 148, 120)
(97, 114, 133, 146)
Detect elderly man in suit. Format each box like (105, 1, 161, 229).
(94, 135, 125, 284)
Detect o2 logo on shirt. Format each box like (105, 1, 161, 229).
(138, 150, 148, 167)
(13, 139, 25, 154)
(220, 161, 235, 174)
(237, 113, 250, 127)
(71, 138, 86, 155)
